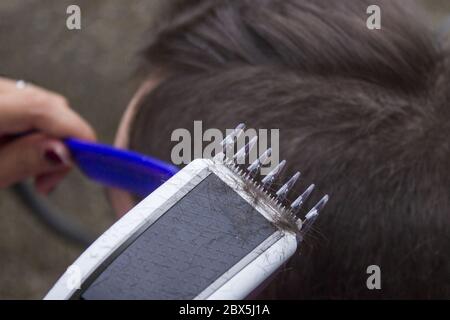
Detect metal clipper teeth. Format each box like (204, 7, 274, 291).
(220, 124, 330, 234)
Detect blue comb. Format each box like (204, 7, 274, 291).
(64, 138, 179, 197)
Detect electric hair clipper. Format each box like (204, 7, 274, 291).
(45, 125, 329, 300)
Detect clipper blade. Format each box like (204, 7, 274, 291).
(218, 124, 330, 236)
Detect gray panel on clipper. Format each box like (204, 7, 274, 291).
(81, 174, 276, 300)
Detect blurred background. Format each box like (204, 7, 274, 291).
(0, 0, 449, 299)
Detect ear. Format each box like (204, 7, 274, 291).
(114, 78, 160, 149)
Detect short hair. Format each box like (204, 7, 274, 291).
(128, 0, 450, 299)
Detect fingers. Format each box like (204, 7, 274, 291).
(35, 168, 71, 195)
(0, 133, 72, 190)
(0, 77, 23, 92)
(0, 79, 96, 141)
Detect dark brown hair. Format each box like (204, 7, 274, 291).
(129, 0, 450, 299)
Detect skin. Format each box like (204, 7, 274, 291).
(108, 78, 159, 217)
(0, 77, 96, 194)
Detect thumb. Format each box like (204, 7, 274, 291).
(0, 134, 72, 189)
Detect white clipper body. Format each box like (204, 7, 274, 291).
(46, 124, 328, 300)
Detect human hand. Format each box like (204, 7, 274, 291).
(0, 77, 96, 194)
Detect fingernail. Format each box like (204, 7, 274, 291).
(44, 150, 63, 165)
(44, 146, 70, 167)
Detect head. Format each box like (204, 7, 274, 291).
(109, 0, 450, 298)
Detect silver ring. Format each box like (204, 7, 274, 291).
(16, 80, 27, 89)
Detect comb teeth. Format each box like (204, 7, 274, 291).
(301, 195, 329, 234)
(221, 123, 245, 155)
(276, 172, 300, 203)
(234, 136, 258, 164)
(247, 148, 272, 176)
(308, 194, 329, 216)
(261, 160, 286, 189)
(219, 124, 329, 234)
(291, 184, 315, 214)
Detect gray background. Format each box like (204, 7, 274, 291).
(0, 0, 448, 299)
